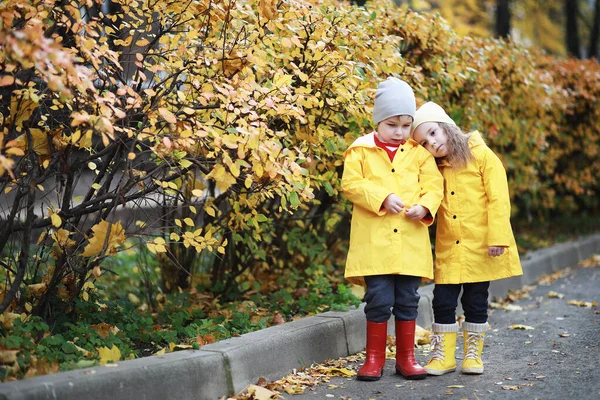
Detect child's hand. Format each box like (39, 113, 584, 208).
(383, 194, 405, 214)
(405, 205, 427, 220)
(488, 246, 505, 257)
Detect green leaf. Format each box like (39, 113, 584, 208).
(288, 192, 299, 207)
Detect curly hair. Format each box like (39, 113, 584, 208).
(438, 122, 474, 169)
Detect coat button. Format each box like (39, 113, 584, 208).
(451, 191, 455, 195)
(391, 168, 395, 172)
(456, 240, 460, 244)
(400, 148, 404, 152)
(394, 229, 398, 233)
(453, 215, 457, 219)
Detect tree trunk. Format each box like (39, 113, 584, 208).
(565, 0, 581, 58)
(495, 0, 511, 38)
(590, 0, 600, 58)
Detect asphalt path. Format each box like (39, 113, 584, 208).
(279, 263, 600, 400)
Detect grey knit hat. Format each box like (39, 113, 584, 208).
(372, 77, 416, 126)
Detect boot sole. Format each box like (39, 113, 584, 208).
(425, 367, 456, 376)
(395, 369, 427, 380)
(356, 372, 383, 381)
(461, 368, 483, 374)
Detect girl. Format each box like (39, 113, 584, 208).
(342, 78, 443, 381)
(411, 102, 523, 376)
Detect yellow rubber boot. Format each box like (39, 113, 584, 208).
(461, 322, 487, 375)
(424, 323, 458, 376)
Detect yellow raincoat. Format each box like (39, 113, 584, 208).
(342, 132, 444, 286)
(434, 131, 523, 284)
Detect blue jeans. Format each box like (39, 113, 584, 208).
(432, 282, 490, 324)
(363, 275, 422, 322)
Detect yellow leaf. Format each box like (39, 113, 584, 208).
(247, 384, 279, 400)
(183, 218, 194, 227)
(50, 213, 62, 228)
(128, 293, 141, 305)
(82, 220, 126, 257)
(205, 206, 216, 217)
(508, 324, 535, 330)
(158, 107, 177, 124)
(0, 75, 15, 86)
(82, 291, 89, 301)
(206, 164, 236, 192)
(97, 346, 121, 364)
(135, 39, 150, 46)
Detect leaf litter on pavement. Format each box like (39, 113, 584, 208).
(224, 328, 432, 400)
(223, 255, 600, 399)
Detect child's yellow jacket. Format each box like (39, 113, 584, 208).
(434, 131, 523, 284)
(342, 132, 444, 286)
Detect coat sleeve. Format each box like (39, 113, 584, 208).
(417, 152, 444, 226)
(481, 149, 513, 246)
(341, 147, 390, 216)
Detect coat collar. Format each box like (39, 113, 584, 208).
(468, 130, 485, 149)
(347, 131, 418, 151)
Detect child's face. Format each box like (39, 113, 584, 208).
(376, 115, 413, 144)
(412, 122, 448, 158)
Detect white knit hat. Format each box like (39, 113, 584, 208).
(412, 101, 456, 132)
(372, 77, 416, 125)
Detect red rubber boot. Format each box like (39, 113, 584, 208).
(356, 321, 388, 381)
(395, 320, 427, 380)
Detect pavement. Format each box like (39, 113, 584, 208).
(0, 233, 599, 400)
(279, 253, 600, 400)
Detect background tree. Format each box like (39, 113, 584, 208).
(589, 0, 600, 58)
(566, 0, 582, 57)
(495, 0, 511, 38)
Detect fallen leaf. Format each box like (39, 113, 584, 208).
(97, 346, 121, 364)
(547, 291, 564, 299)
(271, 312, 285, 325)
(90, 322, 120, 339)
(246, 384, 279, 400)
(0, 348, 19, 364)
(503, 304, 523, 311)
(508, 324, 535, 330)
(256, 377, 267, 387)
(415, 325, 431, 345)
(447, 385, 464, 388)
(502, 385, 520, 390)
(566, 300, 597, 308)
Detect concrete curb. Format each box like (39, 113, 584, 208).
(1, 233, 599, 400)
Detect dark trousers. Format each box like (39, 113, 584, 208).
(432, 282, 490, 324)
(363, 275, 422, 322)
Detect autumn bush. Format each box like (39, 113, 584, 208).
(0, 0, 599, 380)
